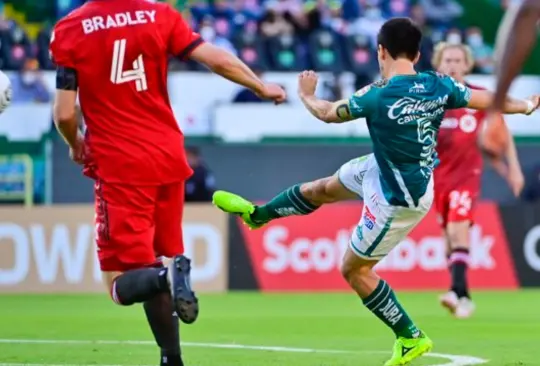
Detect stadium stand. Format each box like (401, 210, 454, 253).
(0, 0, 496, 75)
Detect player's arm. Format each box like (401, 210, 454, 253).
(53, 67, 81, 148)
(189, 43, 264, 95)
(298, 71, 370, 123)
(467, 89, 538, 115)
(300, 97, 353, 123)
(167, 5, 284, 102)
(492, 0, 540, 112)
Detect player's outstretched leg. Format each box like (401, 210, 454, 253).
(341, 249, 433, 366)
(107, 255, 198, 324)
(144, 292, 184, 366)
(212, 176, 357, 229)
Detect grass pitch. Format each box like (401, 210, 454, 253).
(0, 291, 539, 365)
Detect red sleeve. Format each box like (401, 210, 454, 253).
(167, 6, 204, 59)
(49, 21, 75, 68)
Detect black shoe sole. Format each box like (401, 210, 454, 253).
(171, 255, 199, 324)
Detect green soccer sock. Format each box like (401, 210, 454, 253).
(251, 184, 319, 223)
(362, 280, 421, 339)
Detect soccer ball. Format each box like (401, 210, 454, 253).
(478, 113, 509, 158)
(0, 70, 12, 114)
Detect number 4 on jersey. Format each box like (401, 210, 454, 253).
(110, 39, 148, 92)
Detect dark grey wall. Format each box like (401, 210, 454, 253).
(52, 138, 540, 204)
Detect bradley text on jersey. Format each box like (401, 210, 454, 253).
(82, 10, 157, 35)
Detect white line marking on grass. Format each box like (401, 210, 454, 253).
(0, 339, 488, 366)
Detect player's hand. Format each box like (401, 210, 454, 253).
(256, 83, 287, 105)
(298, 70, 318, 98)
(525, 95, 540, 115)
(69, 135, 86, 165)
(507, 165, 525, 197)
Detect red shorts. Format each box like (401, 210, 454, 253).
(434, 188, 478, 228)
(95, 180, 185, 272)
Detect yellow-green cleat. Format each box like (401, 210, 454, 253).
(212, 190, 266, 230)
(384, 333, 433, 366)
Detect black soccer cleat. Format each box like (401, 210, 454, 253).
(167, 255, 199, 324)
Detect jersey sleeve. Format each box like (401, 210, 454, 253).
(347, 84, 378, 119)
(441, 75, 472, 109)
(167, 6, 204, 59)
(49, 23, 75, 69)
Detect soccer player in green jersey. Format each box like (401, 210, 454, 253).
(213, 18, 539, 365)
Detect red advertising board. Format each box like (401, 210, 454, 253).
(240, 202, 518, 291)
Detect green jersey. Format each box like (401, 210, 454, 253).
(348, 71, 472, 208)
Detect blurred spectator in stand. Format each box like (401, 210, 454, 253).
(350, 2, 386, 48)
(410, 4, 435, 71)
(419, 0, 463, 28)
(0, 1, 10, 31)
(383, 0, 410, 18)
(199, 16, 237, 55)
(465, 27, 495, 74)
(324, 2, 348, 35)
(231, 0, 262, 32)
(185, 146, 216, 203)
(213, 0, 235, 26)
(259, 2, 294, 38)
(189, 0, 212, 23)
(2, 24, 32, 70)
(272, 0, 308, 33)
(10, 58, 51, 104)
(445, 28, 463, 45)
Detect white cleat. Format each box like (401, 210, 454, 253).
(455, 297, 476, 319)
(439, 291, 459, 314)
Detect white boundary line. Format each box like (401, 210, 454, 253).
(0, 339, 488, 366)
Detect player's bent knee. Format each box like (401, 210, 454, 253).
(103, 271, 124, 304)
(340, 248, 377, 282)
(301, 177, 341, 205)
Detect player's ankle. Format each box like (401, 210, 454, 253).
(160, 351, 183, 366)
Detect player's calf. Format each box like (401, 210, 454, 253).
(144, 293, 184, 366)
(445, 222, 472, 300)
(249, 176, 356, 223)
(105, 255, 199, 324)
(341, 248, 432, 365)
(341, 249, 422, 340)
(107, 267, 170, 306)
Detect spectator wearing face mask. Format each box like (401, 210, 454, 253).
(350, 4, 386, 48)
(445, 28, 463, 45)
(419, 0, 463, 28)
(198, 16, 237, 56)
(10, 58, 50, 103)
(466, 27, 495, 74)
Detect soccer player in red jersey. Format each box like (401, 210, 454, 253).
(50, 1, 285, 365)
(432, 42, 524, 318)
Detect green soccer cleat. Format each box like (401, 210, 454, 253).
(384, 333, 433, 366)
(212, 190, 266, 229)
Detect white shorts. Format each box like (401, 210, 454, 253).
(337, 154, 434, 261)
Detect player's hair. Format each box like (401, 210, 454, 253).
(377, 18, 422, 61)
(431, 42, 475, 72)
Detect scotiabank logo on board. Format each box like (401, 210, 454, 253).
(241, 202, 518, 291)
(0, 205, 228, 293)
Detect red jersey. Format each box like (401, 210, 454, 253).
(50, 0, 203, 185)
(434, 84, 486, 193)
